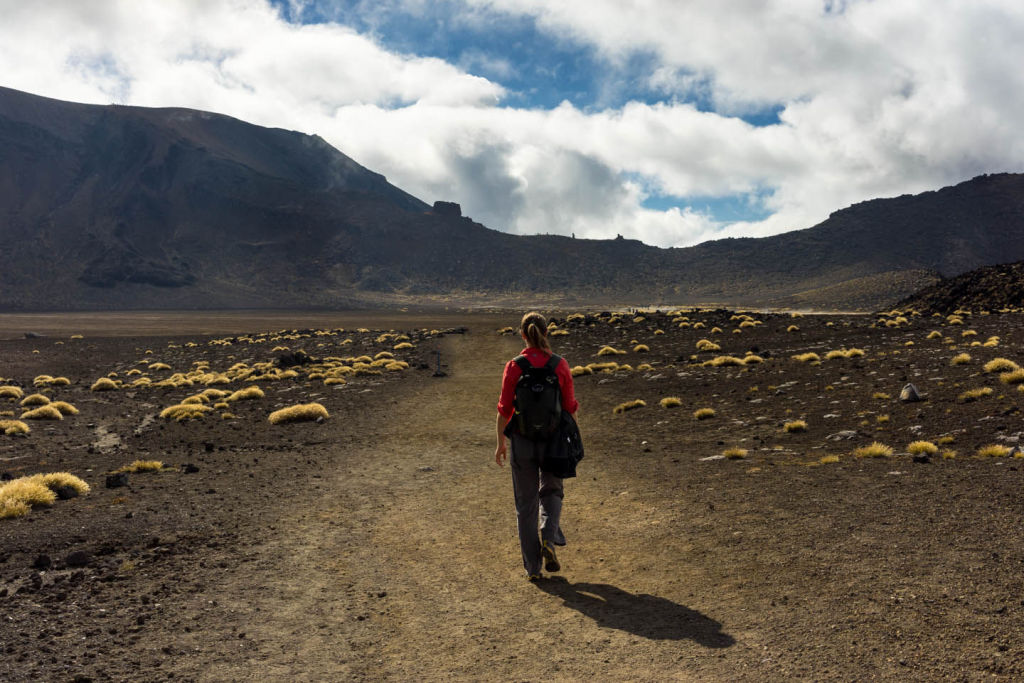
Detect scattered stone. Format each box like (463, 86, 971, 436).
(182, 463, 200, 474)
(912, 453, 932, 464)
(700, 455, 727, 461)
(417, 466, 435, 472)
(54, 485, 79, 500)
(899, 383, 923, 402)
(105, 472, 129, 488)
(826, 430, 860, 441)
(65, 550, 92, 568)
(32, 554, 52, 570)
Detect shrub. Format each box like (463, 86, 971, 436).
(20, 393, 51, 407)
(695, 339, 720, 352)
(269, 403, 329, 424)
(0, 386, 24, 400)
(227, 386, 264, 402)
(941, 450, 957, 459)
(325, 377, 347, 386)
(159, 404, 213, 421)
(118, 460, 163, 473)
(659, 397, 682, 408)
(0, 478, 56, 509)
(999, 369, 1024, 384)
(854, 442, 893, 458)
(983, 336, 1000, 347)
(926, 330, 942, 339)
(723, 447, 747, 459)
(958, 387, 993, 402)
(791, 352, 820, 363)
(148, 362, 172, 371)
(937, 435, 956, 444)
(783, 420, 807, 432)
(586, 362, 618, 373)
(91, 378, 118, 392)
(693, 322, 706, 329)
(950, 353, 971, 365)
(739, 320, 757, 329)
(393, 342, 414, 350)
(0, 498, 30, 518)
(743, 355, 764, 364)
(21, 405, 63, 420)
(597, 346, 626, 356)
(0, 419, 30, 435)
(612, 399, 646, 414)
(636, 363, 654, 372)
(694, 407, 716, 420)
(32, 472, 90, 494)
(703, 356, 745, 367)
(570, 366, 592, 377)
(983, 358, 1020, 373)
(48, 401, 79, 416)
(977, 444, 1012, 457)
(961, 330, 977, 337)
(907, 441, 939, 455)
(633, 344, 649, 353)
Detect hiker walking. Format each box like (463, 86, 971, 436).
(495, 311, 581, 581)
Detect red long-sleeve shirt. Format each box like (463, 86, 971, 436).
(497, 347, 578, 419)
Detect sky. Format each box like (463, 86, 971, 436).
(1, 0, 1023, 247)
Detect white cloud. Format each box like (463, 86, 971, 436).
(0, 0, 1023, 249)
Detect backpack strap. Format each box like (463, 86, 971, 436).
(513, 355, 531, 373)
(544, 354, 561, 372)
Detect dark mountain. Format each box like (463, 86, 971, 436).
(896, 261, 1024, 314)
(1, 85, 1023, 311)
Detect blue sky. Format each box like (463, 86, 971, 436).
(1, 0, 1022, 247)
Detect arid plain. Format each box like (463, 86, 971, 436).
(2, 308, 1023, 681)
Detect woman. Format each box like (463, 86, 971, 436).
(495, 311, 579, 581)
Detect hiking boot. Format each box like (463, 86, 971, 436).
(541, 540, 560, 572)
(527, 573, 542, 582)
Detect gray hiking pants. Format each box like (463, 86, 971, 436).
(510, 432, 566, 575)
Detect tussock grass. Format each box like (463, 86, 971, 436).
(983, 358, 1019, 373)
(393, 342, 414, 350)
(787, 325, 799, 332)
(659, 397, 682, 408)
(597, 345, 627, 356)
(977, 444, 1013, 457)
(722, 447, 747, 459)
(1, 419, 30, 435)
(20, 393, 51, 406)
(633, 344, 649, 353)
(636, 363, 654, 372)
(739, 320, 758, 328)
(0, 386, 24, 400)
(703, 356, 745, 367)
(783, 420, 807, 432)
(791, 352, 820, 363)
(873, 392, 890, 399)
(324, 377, 347, 386)
(118, 460, 163, 473)
(926, 330, 942, 339)
(653, 329, 665, 335)
(586, 362, 620, 373)
(950, 353, 971, 365)
(269, 403, 329, 424)
(854, 442, 893, 458)
(693, 407, 716, 420)
(743, 354, 764, 364)
(159, 404, 213, 421)
(0, 478, 56, 510)
(570, 365, 592, 377)
(958, 387, 993, 402)
(695, 339, 720, 352)
(819, 455, 840, 464)
(983, 336, 1000, 347)
(961, 330, 977, 337)
(33, 472, 90, 494)
(0, 498, 30, 518)
(999, 369, 1024, 384)
(48, 401, 78, 416)
(710, 326, 724, 334)
(616, 364, 634, 372)
(612, 399, 646, 414)
(227, 386, 264, 402)
(876, 414, 889, 423)
(21, 405, 63, 420)
(90, 378, 118, 392)
(148, 362, 172, 371)
(907, 440, 938, 455)
(693, 322, 706, 329)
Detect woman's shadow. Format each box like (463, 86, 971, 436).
(535, 577, 735, 647)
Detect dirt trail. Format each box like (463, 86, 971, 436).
(169, 328, 748, 681)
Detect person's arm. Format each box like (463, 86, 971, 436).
(495, 413, 510, 466)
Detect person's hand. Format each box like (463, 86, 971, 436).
(495, 440, 508, 467)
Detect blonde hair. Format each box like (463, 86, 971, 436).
(520, 311, 550, 352)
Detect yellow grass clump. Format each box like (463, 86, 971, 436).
(0, 478, 56, 510)
(854, 442, 893, 458)
(597, 345, 627, 356)
(393, 342, 415, 350)
(118, 460, 163, 473)
(48, 401, 78, 416)
(999, 369, 1024, 385)
(586, 362, 619, 373)
(0, 385, 24, 400)
(148, 362, 172, 371)
(791, 352, 820, 363)
(950, 353, 971, 366)
(612, 399, 646, 414)
(873, 392, 890, 400)
(695, 339, 720, 352)
(636, 363, 654, 372)
(787, 325, 799, 332)
(703, 356, 745, 367)
(633, 344, 649, 353)
(926, 330, 942, 339)
(1, 419, 31, 435)
(983, 336, 1000, 347)
(983, 358, 1020, 373)
(743, 354, 764, 365)
(694, 407, 716, 420)
(269, 403, 329, 424)
(20, 393, 51, 406)
(653, 329, 665, 335)
(739, 320, 757, 328)
(227, 386, 264, 402)
(0, 498, 30, 518)
(159, 404, 213, 421)
(723, 447, 747, 459)
(325, 377, 347, 386)
(977, 444, 1012, 458)
(961, 330, 977, 337)
(958, 387, 993, 402)
(659, 397, 682, 408)
(21, 405, 63, 420)
(907, 441, 938, 455)
(819, 455, 840, 464)
(91, 378, 118, 392)
(783, 420, 808, 433)
(570, 365, 592, 377)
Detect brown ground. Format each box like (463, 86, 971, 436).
(2, 309, 1024, 681)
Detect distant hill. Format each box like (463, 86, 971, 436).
(1, 85, 1023, 311)
(896, 261, 1024, 314)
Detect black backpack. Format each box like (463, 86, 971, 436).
(512, 354, 562, 441)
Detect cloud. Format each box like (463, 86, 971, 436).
(0, 0, 1022, 249)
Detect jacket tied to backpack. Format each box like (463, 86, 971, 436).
(503, 353, 584, 478)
